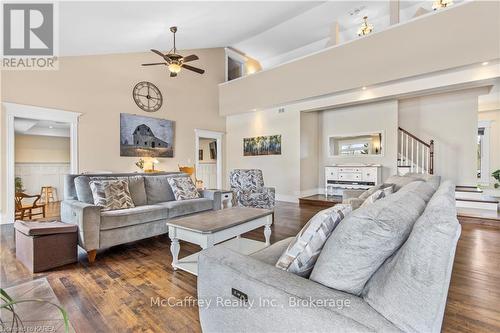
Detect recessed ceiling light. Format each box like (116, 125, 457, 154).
(362, 86, 367, 90)
(482, 61, 489, 66)
(49, 126, 54, 129)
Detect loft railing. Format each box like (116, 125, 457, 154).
(398, 127, 434, 175)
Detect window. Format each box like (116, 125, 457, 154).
(225, 48, 247, 82)
(227, 57, 244, 81)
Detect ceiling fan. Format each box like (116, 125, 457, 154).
(142, 26, 205, 77)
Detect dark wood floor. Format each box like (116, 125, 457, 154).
(1, 202, 499, 332)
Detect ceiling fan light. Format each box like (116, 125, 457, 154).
(168, 63, 182, 73)
(432, 0, 453, 10)
(357, 16, 373, 36)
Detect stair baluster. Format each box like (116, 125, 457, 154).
(398, 127, 434, 175)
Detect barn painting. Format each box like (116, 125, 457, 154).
(120, 113, 175, 157)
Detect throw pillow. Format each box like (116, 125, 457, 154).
(384, 175, 422, 191)
(275, 204, 352, 277)
(360, 185, 394, 208)
(89, 179, 135, 211)
(309, 187, 427, 295)
(167, 177, 200, 201)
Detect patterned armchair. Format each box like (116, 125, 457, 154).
(229, 169, 275, 209)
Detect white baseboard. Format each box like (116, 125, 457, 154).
(275, 194, 299, 203)
(276, 188, 324, 203)
(300, 188, 323, 197)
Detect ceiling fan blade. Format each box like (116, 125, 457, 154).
(141, 62, 166, 66)
(182, 64, 205, 74)
(170, 72, 177, 77)
(182, 54, 199, 63)
(151, 49, 172, 62)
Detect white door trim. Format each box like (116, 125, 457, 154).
(194, 129, 224, 190)
(478, 120, 492, 185)
(3, 102, 81, 223)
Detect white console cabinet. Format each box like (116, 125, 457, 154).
(325, 165, 381, 196)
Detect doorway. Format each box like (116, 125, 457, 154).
(4, 103, 80, 223)
(195, 129, 223, 190)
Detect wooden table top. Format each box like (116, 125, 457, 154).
(166, 207, 272, 233)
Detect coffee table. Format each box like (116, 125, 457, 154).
(166, 207, 273, 275)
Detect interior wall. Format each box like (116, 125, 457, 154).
(479, 109, 500, 185)
(398, 88, 488, 185)
(300, 111, 319, 194)
(219, 1, 500, 115)
(226, 109, 301, 202)
(1, 49, 226, 216)
(319, 100, 399, 187)
(15, 134, 70, 163)
(2, 49, 226, 173)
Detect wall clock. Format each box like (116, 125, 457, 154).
(132, 81, 163, 112)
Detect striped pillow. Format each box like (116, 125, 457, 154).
(275, 204, 352, 277)
(89, 179, 135, 211)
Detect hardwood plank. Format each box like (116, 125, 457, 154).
(1, 202, 499, 332)
(299, 194, 342, 207)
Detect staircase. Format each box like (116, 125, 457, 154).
(397, 127, 499, 213)
(397, 127, 434, 175)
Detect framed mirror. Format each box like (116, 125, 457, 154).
(328, 131, 383, 157)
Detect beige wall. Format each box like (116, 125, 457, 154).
(399, 88, 488, 185)
(479, 109, 500, 185)
(227, 100, 398, 200)
(219, 1, 500, 115)
(1, 48, 226, 215)
(2, 49, 225, 171)
(226, 109, 301, 202)
(15, 134, 70, 163)
(300, 112, 319, 193)
(319, 100, 399, 186)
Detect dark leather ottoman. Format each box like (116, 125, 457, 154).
(14, 221, 78, 273)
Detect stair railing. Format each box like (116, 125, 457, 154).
(398, 127, 434, 174)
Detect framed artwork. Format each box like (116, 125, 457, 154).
(243, 135, 281, 156)
(120, 113, 175, 157)
(209, 141, 217, 159)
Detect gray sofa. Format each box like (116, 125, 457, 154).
(197, 177, 461, 333)
(343, 173, 442, 209)
(61, 172, 221, 262)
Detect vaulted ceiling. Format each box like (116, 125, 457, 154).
(60, 1, 465, 68)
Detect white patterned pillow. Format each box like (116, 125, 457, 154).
(275, 204, 352, 277)
(89, 179, 135, 211)
(167, 177, 200, 201)
(360, 186, 394, 208)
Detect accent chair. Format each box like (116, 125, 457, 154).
(229, 169, 275, 209)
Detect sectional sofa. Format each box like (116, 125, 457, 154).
(61, 172, 221, 262)
(198, 175, 461, 333)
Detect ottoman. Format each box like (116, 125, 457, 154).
(14, 220, 78, 273)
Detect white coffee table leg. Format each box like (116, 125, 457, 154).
(170, 234, 180, 270)
(264, 216, 272, 246)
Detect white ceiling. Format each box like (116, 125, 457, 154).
(59, 1, 464, 68)
(15, 118, 70, 137)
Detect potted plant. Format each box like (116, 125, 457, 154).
(14, 177, 24, 193)
(1, 288, 70, 332)
(492, 169, 500, 189)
